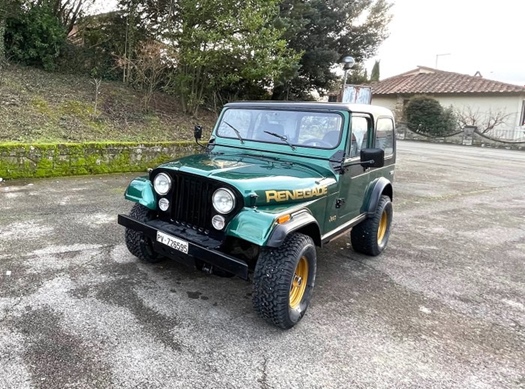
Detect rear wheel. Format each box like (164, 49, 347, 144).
(125, 203, 164, 263)
(252, 233, 317, 329)
(351, 195, 393, 256)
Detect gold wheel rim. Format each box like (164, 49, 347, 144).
(377, 211, 388, 245)
(290, 256, 309, 309)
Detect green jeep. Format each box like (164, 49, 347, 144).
(118, 102, 396, 329)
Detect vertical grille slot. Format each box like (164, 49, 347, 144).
(171, 173, 214, 230)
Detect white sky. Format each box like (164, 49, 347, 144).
(366, 0, 525, 85)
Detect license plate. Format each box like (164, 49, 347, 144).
(156, 231, 189, 254)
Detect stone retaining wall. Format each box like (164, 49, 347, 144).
(3, 127, 523, 180)
(0, 141, 199, 179)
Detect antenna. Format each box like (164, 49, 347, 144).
(435, 53, 451, 69)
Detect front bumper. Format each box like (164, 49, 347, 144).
(118, 214, 249, 280)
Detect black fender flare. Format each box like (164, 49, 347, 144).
(362, 177, 393, 217)
(266, 211, 321, 248)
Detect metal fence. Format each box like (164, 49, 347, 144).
(483, 126, 525, 141)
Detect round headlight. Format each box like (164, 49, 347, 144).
(212, 188, 235, 214)
(212, 215, 226, 230)
(153, 173, 171, 195)
(158, 198, 170, 211)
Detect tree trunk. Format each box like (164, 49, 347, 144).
(271, 85, 286, 100)
(0, 18, 6, 64)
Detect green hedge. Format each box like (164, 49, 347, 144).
(0, 141, 199, 179)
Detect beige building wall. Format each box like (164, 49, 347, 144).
(372, 94, 525, 139)
(371, 96, 397, 112)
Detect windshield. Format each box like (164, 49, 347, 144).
(216, 108, 343, 149)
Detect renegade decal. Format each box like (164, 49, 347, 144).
(265, 186, 328, 202)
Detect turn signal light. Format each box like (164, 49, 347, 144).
(277, 214, 291, 224)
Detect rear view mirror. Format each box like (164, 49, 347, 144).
(194, 125, 203, 140)
(360, 148, 384, 168)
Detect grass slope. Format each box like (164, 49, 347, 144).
(0, 64, 217, 143)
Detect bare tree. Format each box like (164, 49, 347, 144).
(91, 77, 101, 117)
(456, 106, 513, 134)
(119, 40, 175, 110)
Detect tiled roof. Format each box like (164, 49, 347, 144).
(372, 66, 525, 95)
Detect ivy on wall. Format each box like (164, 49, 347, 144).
(0, 141, 198, 179)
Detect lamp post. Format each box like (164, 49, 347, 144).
(340, 55, 355, 102)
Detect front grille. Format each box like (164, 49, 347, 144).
(170, 173, 215, 230)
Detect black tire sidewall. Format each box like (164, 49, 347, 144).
(126, 203, 163, 263)
(252, 232, 317, 329)
(351, 195, 393, 256)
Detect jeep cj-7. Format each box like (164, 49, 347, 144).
(118, 102, 396, 329)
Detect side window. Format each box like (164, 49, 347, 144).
(297, 114, 342, 148)
(349, 116, 370, 158)
(376, 118, 395, 156)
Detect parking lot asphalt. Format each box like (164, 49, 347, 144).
(0, 141, 524, 389)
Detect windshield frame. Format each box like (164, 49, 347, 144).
(214, 107, 345, 151)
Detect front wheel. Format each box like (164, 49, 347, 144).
(351, 195, 393, 256)
(125, 203, 164, 263)
(252, 233, 317, 329)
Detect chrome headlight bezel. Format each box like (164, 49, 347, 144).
(153, 173, 172, 195)
(211, 215, 226, 230)
(158, 198, 170, 211)
(212, 188, 236, 214)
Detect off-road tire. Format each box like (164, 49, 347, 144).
(252, 232, 317, 329)
(351, 195, 393, 256)
(125, 203, 164, 263)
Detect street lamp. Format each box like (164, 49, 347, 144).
(340, 55, 355, 102)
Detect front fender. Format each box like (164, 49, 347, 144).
(226, 208, 321, 248)
(226, 208, 277, 246)
(266, 211, 321, 247)
(124, 176, 157, 210)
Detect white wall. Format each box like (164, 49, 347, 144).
(371, 97, 397, 112)
(372, 94, 525, 139)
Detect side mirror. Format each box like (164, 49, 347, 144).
(360, 148, 384, 168)
(194, 125, 203, 140)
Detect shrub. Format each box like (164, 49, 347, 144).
(5, 3, 67, 71)
(404, 96, 457, 136)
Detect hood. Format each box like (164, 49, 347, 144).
(158, 153, 337, 206)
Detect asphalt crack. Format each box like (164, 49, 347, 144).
(257, 356, 271, 389)
(0, 297, 22, 323)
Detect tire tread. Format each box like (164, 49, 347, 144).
(124, 203, 163, 263)
(252, 233, 316, 329)
(351, 195, 392, 256)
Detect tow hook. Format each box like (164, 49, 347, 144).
(200, 263, 214, 275)
(140, 237, 155, 257)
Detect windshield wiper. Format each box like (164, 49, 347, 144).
(264, 131, 296, 150)
(224, 121, 244, 144)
